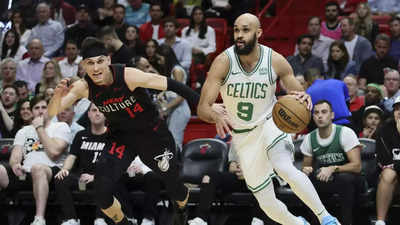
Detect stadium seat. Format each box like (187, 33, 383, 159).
(181, 138, 228, 184)
(0, 138, 14, 161)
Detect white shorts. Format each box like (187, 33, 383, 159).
(232, 117, 294, 193)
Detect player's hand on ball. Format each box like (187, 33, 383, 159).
(55, 169, 69, 180)
(289, 91, 312, 111)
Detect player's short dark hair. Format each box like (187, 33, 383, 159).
(81, 37, 108, 60)
(29, 94, 47, 110)
(314, 100, 333, 112)
(297, 34, 314, 45)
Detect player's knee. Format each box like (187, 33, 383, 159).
(201, 175, 210, 183)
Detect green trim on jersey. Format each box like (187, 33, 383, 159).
(247, 173, 274, 193)
(267, 48, 273, 85)
(232, 125, 258, 133)
(234, 45, 264, 76)
(265, 133, 287, 152)
(221, 51, 233, 85)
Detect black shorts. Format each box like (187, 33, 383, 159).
(2, 163, 60, 191)
(98, 120, 179, 182)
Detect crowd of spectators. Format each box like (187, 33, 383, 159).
(0, 0, 399, 225)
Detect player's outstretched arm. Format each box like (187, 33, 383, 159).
(48, 78, 89, 117)
(197, 53, 232, 138)
(124, 67, 200, 106)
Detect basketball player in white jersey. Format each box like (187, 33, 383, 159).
(197, 13, 341, 225)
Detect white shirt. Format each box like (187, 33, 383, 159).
(300, 124, 360, 157)
(152, 24, 159, 40)
(181, 25, 216, 55)
(14, 122, 72, 172)
(128, 156, 152, 175)
(58, 56, 82, 78)
(344, 35, 358, 60)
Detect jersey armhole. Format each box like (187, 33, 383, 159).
(221, 51, 232, 86)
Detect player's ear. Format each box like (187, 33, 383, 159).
(331, 111, 335, 120)
(256, 27, 262, 39)
(106, 56, 111, 64)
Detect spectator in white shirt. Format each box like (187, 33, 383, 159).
(28, 2, 64, 57)
(10, 10, 32, 48)
(181, 6, 216, 65)
(58, 40, 82, 78)
(0, 29, 27, 62)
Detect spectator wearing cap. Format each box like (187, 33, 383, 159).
(51, 0, 77, 28)
(352, 83, 386, 134)
(359, 34, 398, 88)
(125, 0, 150, 27)
(383, 69, 400, 112)
(28, 2, 65, 57)
(159, 17, 192, 73)
(64, 4, 99, 49)
(374, 95, 400, 225)
(358, 105, 383, 138)
(139, 2, 165, 43)
(389, 17, 400, 63)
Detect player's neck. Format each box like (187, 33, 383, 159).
(103, 68, 114, 86)
(318, 123, 333, 139)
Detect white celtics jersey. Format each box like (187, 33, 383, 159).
(220, 44, 277, 132)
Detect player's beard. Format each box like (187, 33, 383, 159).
(234, 33, 257, 55)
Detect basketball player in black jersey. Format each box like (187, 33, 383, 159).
(48, 38, 202, 225)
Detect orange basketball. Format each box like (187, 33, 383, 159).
(272, 95, 311, 133)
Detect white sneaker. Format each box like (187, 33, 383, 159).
(141, 218, 155, 225)
(375, 220, 386, 225)
(128, 217, 138, 225)
(188, 217, 207, 225)
(251, 217, 264, 225)
(30, 216, 46, 225)
(61, 219, 80, 225)
(94, 218, 108, 225)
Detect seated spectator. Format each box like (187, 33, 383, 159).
(353, 2, 379, 44)
(35, 60, 62, 96)
(139, 2, 165, 43)
(352, 83, 386, 133)
(343, 75, 364, 112)
(112, 4, 130, 42)
(383, 69, 400, 112)
(14, 0, 37, 29)
(28, 2, 64, 57)
(0, 58, 17, 92)
(144, 39, 159, 66)
(341, 17, 373, 74)
(58, 40, 83, 78)
(1, 29, 27, 61)
(51, 0, 77, 28)
(118, 156, 164, 225)
(10, 10, 32, 48)
(14, 80, 31, 101)
(294, 16, 334, 71)
(0, 95, 72, 225)
(0, 85, 18, 138)
(11, 98, 33, 137)
(389, 17, 400, 63)
(181, 6, 216, 64)
(159, 17, 192, 73)
(97, 26, 134, 65)
(96, 0, 116, 26)
(305, 68, 353, 128)
(124, 0, 150, 27)
(124, 25, 145, 57)
(287, 35, 325, 76)
(326, 41, 356, 80)
(187, 144, 271, 225)
(374, 96, 400, 225)
(359, 34, 397, 88)
(16, 38, 49, 92)
(321, 1, 342, 40)
(154, 44, 191, 150)
(358, 105, 383, 138)
(54, 103, 109, 225)
(64, 4, 98, 49)
(301, 100, 363, 225)
(53, 105, 85, 138)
